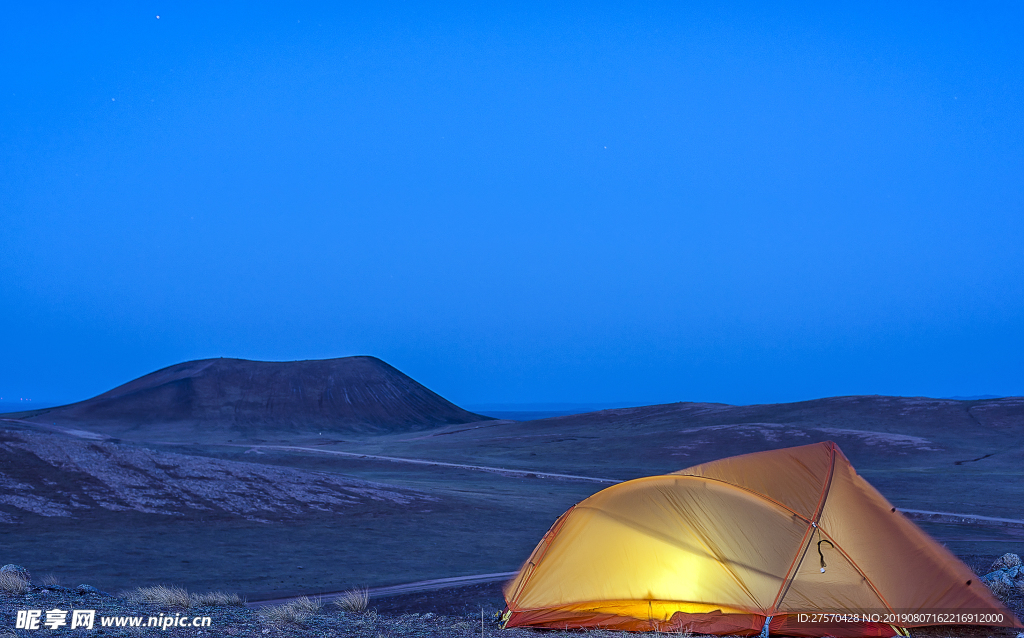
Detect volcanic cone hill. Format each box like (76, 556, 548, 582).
(2, 356, 490, 441)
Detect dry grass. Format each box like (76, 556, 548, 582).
(120, 585, 244, 608)
(38, 573, 63, 588)
(259, 596, 323, 625)
(334, 587, 370, 612)
(192, 591, 245, 606)
(0, 572, 28, 594)
(123, 585, 193, 607)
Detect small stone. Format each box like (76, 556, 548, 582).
(75, 584, 99, 594)
(990, 553, 1022, 572)
(982, 571, 1015, 600)
(0, 565, 31, 583)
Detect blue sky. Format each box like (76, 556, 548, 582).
(2, 2, 1022, 407)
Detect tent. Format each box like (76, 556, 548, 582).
(501, 441, 1021, 636)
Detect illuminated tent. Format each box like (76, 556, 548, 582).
(501, 441, 1021, 636)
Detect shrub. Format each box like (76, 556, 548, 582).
(0, 572, 28, 594)
(0, 566, 30, 583)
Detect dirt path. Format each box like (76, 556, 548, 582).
(0, 417, 109, 440)
(0, 419, 619, 484)
(238, 444, 621, 484)
(9, 418, 1024, 526)
(900, 509, 1024, 528)
(8, 419, 1024, 527)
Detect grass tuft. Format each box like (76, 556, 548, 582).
(123, 585, 193, 607)
(122, 585, 245, 607)
(191, 591, 245, 607)
(259, 596, 323, 625)
(39, 574, 63, 588)
(0, 572, 28, 594)
(334, 587, 369, 612)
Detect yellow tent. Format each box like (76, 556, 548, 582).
(502, 441, 1021, 636)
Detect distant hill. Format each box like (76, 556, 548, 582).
(1, 356, 489, 440)
(371, 394, 1024, 488)
(0, 401, 62, 413)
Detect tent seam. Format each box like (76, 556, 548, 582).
(663, 472, 822, 608)
(506, 504, 577, 611)
(769, 441, 837, 613)
(591, 476, 814, 609)
(815, 526, 896, 615)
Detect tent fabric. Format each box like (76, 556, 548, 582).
(502, 441, 1021, 636)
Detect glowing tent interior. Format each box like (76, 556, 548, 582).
(501, 441, 1021, 636)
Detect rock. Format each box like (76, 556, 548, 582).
(75, 584, 99, 594)
(981, 571, 1015, 600)
(991, 553, 1022, 572)
(0, 565, 30, 583)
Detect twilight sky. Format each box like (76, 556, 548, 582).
(2, 2, 1022, 407)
